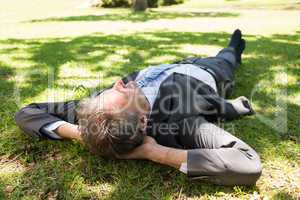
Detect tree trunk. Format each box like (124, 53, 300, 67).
(132, 0, 148, 12)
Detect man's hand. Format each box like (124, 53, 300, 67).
(230, 96, 255, 115)
(116, 136, 157, 160)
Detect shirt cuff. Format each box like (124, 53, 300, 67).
(179, 162, 187, 174)
(41, 121, 66, 140)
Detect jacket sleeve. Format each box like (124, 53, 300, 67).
(202, 94, 254, 121)
(177, 116, 262, 186)
(15, 100, 79, 139)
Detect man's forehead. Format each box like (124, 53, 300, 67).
(97, 89, 127, 110)
(97, 90, 111, 109)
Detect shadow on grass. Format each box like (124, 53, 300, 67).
(0, 61, 20, 140)
(0, 31, 299, 199)
(27, 10, 239, 23)
(0, 61, 15, 97)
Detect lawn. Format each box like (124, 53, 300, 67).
(0, 0, 299, 199)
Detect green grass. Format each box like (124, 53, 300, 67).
(0, 0, 299, 199)
(27, 11, 239, 23)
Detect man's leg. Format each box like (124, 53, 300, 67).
(180, 29, 246, 97)
(177, 116, 262, 186)
(214, 29, 246, 74)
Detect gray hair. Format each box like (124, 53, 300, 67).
(76, 97, 145, 158)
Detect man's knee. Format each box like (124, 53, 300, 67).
(209, 159, 262, 186)
(226, 152, 262, 186)
(213, 147, 262, 186)
(246, 155, 262, 184)
(188, 148, 262, 186)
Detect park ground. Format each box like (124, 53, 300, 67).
(0, 0, 299, 199)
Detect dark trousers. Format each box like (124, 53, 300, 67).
(178, 47, 238, 97)
(176, 48, 262, 185)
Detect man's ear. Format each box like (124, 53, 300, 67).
(139, 114, 148, 132)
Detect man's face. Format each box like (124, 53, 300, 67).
(98, 79, 149, 115)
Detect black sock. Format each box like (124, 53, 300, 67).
(228, 29, 242, 49)
(236, 39, 246, 64)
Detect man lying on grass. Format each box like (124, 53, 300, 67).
(15, 29, 262, 186)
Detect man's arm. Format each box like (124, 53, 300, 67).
(55, 122, 82, 141)
(146, 141, 187, 169)
(203, 95, 254, 121)
(15, 100, 79, 139)
(15, 71, 141, 140)
(118, 136, 187, 169)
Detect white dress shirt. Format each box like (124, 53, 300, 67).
(135, 63, 217, 109)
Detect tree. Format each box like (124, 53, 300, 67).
(132, 0, 148, 11)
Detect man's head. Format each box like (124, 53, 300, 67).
(76, 79, 150, 158)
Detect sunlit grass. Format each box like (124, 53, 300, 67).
(0, 0, 299, 199)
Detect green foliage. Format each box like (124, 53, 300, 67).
(100, 0, 131, 7)
(160, 0, 185, 6)
(147, 0, 159, 7)
(99, 0, 185, 8)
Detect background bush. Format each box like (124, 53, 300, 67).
(160, 0, 184, 6)
(100, 0, 131, 7)
(100, 0, 185, 8)
(147, 0, 158, 7)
